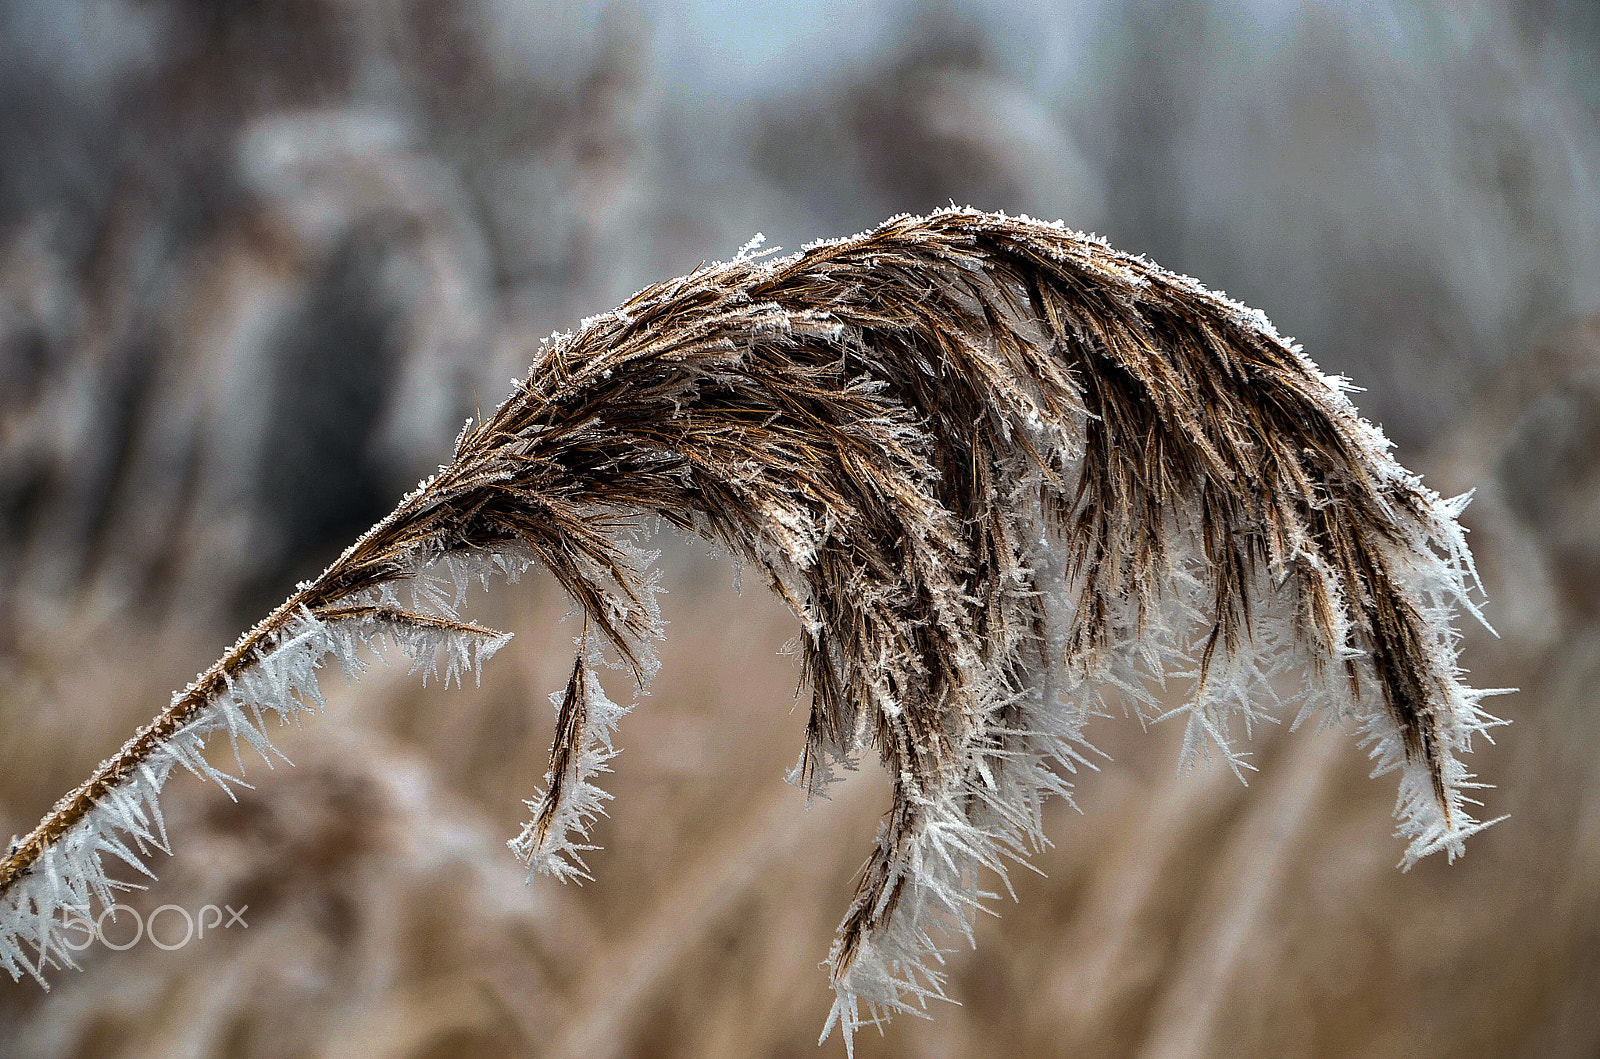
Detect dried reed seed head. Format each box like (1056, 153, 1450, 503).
(1, 209, 1502, 1051)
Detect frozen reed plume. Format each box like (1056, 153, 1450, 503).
(0, 208, 1503, 1049)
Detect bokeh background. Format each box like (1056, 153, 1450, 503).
(1, 1, 1598, 1055)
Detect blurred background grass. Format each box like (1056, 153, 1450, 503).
(1, 1, 1598, 1055)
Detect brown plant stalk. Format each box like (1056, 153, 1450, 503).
(0, 209, 1503, 1049)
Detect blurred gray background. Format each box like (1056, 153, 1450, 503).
(1, 1, 1598, 1056)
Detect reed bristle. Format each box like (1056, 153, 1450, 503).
(0, 209, 1502, 1049)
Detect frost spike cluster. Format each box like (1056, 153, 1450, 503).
(1, 209, 1502, 1051)
(508, 638, 634, 883)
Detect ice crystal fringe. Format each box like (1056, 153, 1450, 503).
(1, 209, 1505, 1050)
(508, 637, 634, 883)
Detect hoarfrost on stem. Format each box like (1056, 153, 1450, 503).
(0, 210, 1507, 1050)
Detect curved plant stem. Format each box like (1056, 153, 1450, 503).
(1, 210, 1505, 1046)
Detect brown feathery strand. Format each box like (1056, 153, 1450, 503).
(534, 654, 591, 848)
(1, 210, 1503, 1048)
